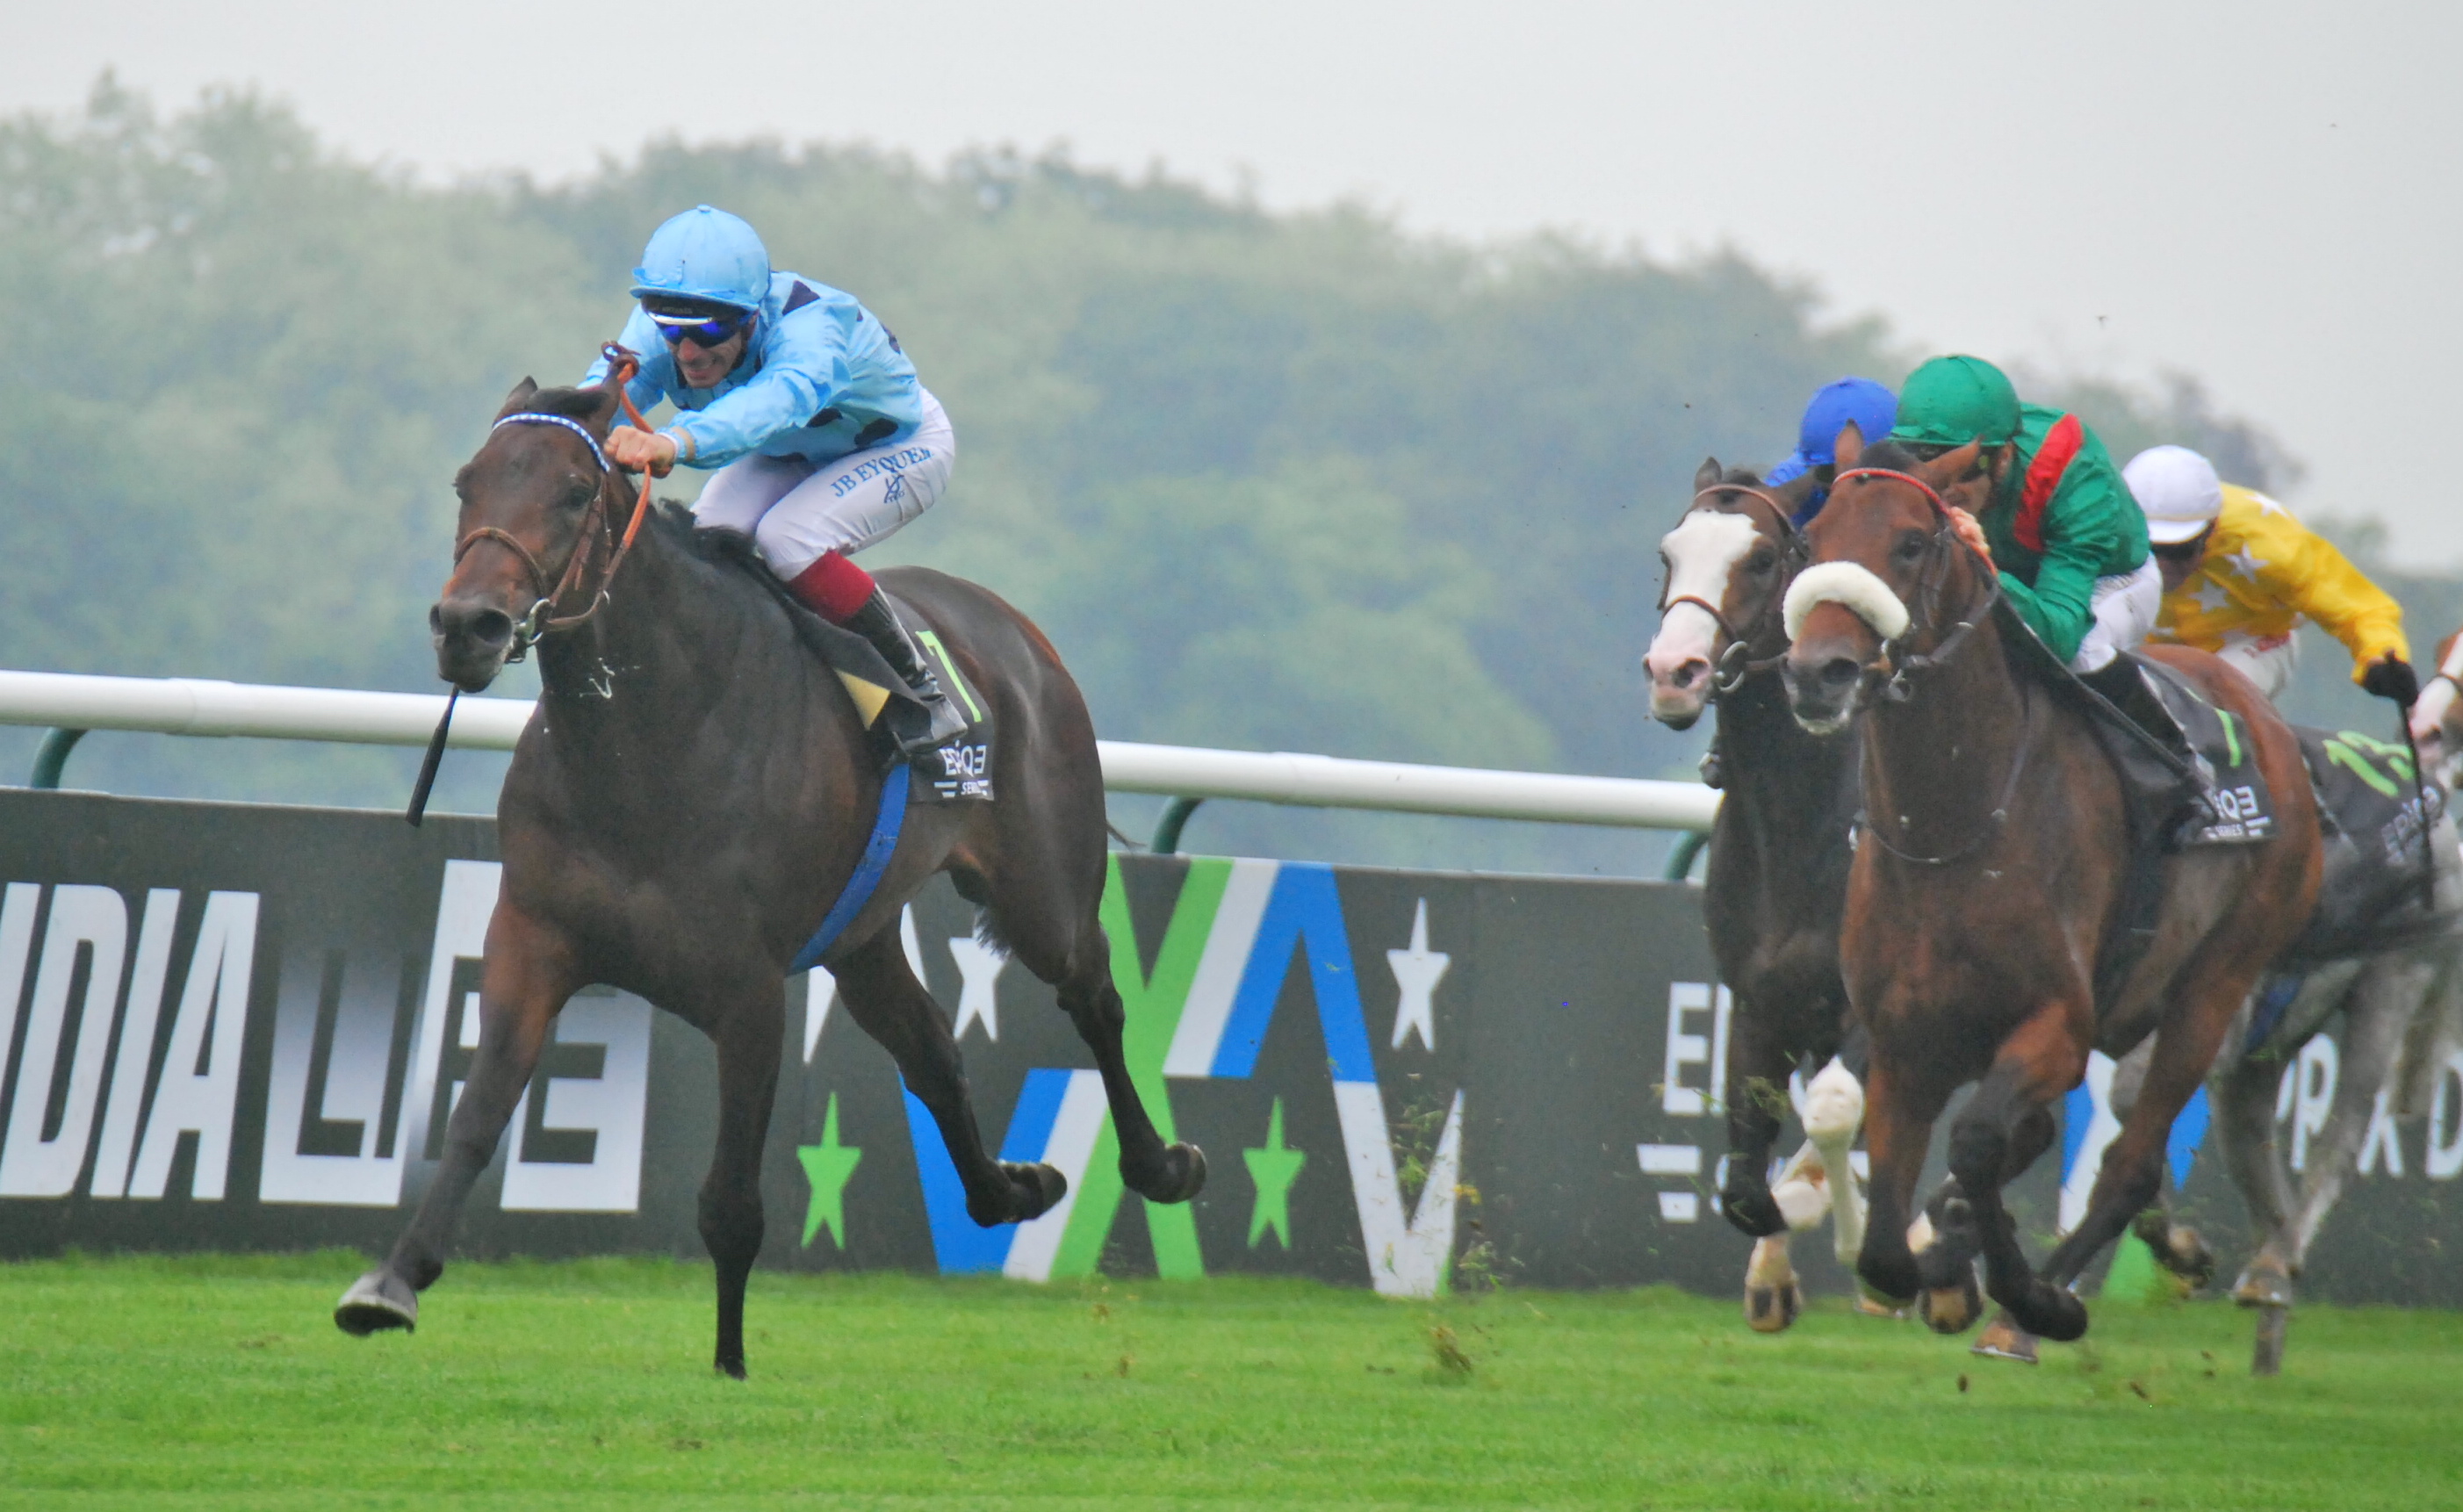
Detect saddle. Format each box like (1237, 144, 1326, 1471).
(1996, 608, 2277, 1003)
(796, 595, 997, 805)
(2279, 728, 2447, 965)
(2241, 731, 2452, 1062)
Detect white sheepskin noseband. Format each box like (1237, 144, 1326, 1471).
(1783, 562, 1910, 643)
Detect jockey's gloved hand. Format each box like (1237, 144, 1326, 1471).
(2362, 654, 2420, 708)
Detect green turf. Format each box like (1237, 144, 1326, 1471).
(2, 1253, 2457, 1509)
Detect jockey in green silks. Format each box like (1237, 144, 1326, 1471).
(1887, 356, 2186, 753)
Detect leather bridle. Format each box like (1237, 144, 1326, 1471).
(1657, 484, 1810, 695)
(1825, 467, 2003, 704)
(1822, 465, 2027, 865)
(452, 343, 663, 661)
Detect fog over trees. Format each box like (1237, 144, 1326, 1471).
(4, 83, 2444, 874)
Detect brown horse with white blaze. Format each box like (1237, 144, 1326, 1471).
(1645, 460, 1871, 1329)
(1780, 432, 2320, 1342)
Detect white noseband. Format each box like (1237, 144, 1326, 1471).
(1782, 562, 1910, 643)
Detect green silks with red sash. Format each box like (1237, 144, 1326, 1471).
(1972, 405, 2151, 664)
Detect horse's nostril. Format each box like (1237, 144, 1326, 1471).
(1674, 659, 1707, 689)
(465, 610, 513, 649)
(435, 601, 515, 652)
(1819, 657, 1862, 694)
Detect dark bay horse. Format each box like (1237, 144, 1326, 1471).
(1645, 460, 1870, 1328)
(335, 375, 1204, 1375)
(1779, 435, 2319, 1343)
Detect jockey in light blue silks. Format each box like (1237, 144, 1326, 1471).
(584, 205, 966, 752)
(1765, 378, 1898, 527)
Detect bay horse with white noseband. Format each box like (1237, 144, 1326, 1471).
(335, 358, 1205, 1376)
(1646, 460, 1871, 1330)
(1780, 431, 2318, 1343)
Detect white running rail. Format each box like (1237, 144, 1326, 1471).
(0, 669, 1719, 832)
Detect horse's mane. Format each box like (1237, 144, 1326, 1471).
(503, 384, 855, 658)
(641, 497, 856, 659)
(1856, 438, 1925, 472)
(512, 385, 611, 423)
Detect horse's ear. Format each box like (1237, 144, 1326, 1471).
(1832, 420, 1864, 470)
(583, 383, 623, 430)
(1694, 457, 1723, 493)
(1921, 439, 1984, 486)
(496, 378, 539, 419)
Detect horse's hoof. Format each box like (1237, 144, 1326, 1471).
(1745, 1280, 1801, 1334)
(1005, 1160, 1069, 1222)
(1856, 1252, 1921, 1310)
(1129, 1141, 1206, 1204)
(2011, 1285, 2089, 1343)
(335, 1270, 418, 1336)
(2232, 1257, 2294, 1310)
(715, 1357, 748, 1381)
(2134, 1211, 2217, 1289)
(1971, 1314, 2039, 1364)
(1920, 1268, 1983, 1336)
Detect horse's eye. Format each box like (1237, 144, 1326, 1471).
(562, 482, 596, 510)
(1746, 550, 1775, 577)
(1894, 535, 1928, 565)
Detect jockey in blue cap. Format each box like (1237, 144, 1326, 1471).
(583, 205, 965, 752)
(1764, 378, 1898, 526)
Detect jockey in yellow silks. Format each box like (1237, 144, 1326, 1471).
(2124, 445, 2416, 709)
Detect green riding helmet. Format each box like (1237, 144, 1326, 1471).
(1890, 355, 2022, 450)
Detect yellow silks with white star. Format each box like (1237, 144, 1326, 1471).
(2151, 486, 2408, 684)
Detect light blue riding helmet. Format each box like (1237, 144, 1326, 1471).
(629, 205, 772, 313)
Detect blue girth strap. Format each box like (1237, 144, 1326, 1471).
(789, 763, 911, 974)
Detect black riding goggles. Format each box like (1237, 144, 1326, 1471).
(647, 309, 752, 347)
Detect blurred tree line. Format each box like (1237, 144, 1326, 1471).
(1, 82, 2437, 873)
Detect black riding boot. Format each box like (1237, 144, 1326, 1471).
(842, 590, 969, 756)
(2080, 656, 2204, 832)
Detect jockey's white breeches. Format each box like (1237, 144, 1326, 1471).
(689, 389, 955, 578)
(2215, 631, 2301, 702)
(2069, 559, 2164, 674)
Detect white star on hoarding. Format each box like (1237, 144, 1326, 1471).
(948, 935, 1007, 1040)
(1386, 898, 1450, 1051)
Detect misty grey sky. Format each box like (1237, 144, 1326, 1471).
(13, 1, 2460, 557)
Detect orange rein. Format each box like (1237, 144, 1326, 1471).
(454, 343, 666, 654)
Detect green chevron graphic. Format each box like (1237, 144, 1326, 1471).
(1041, 854, 1232, 1279)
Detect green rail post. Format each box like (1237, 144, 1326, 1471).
(1150, 796, 1204, 855)
(1664, 829, 1708, 883)
(30, 728, 88, 790)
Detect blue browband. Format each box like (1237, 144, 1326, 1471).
(493, 412, 611, 474)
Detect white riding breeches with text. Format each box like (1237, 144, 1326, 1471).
(689, 390, 955, 578)
(2068, 558, 2164, 673)
(2215, 632, 2301, 702)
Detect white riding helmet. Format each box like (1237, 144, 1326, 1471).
(2123, 445, 2225, 546)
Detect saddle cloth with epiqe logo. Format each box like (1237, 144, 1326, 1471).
(793, 594, 996, 804)
(2136, 658, 2276, 847)
(2277, 727, 2447, 966)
